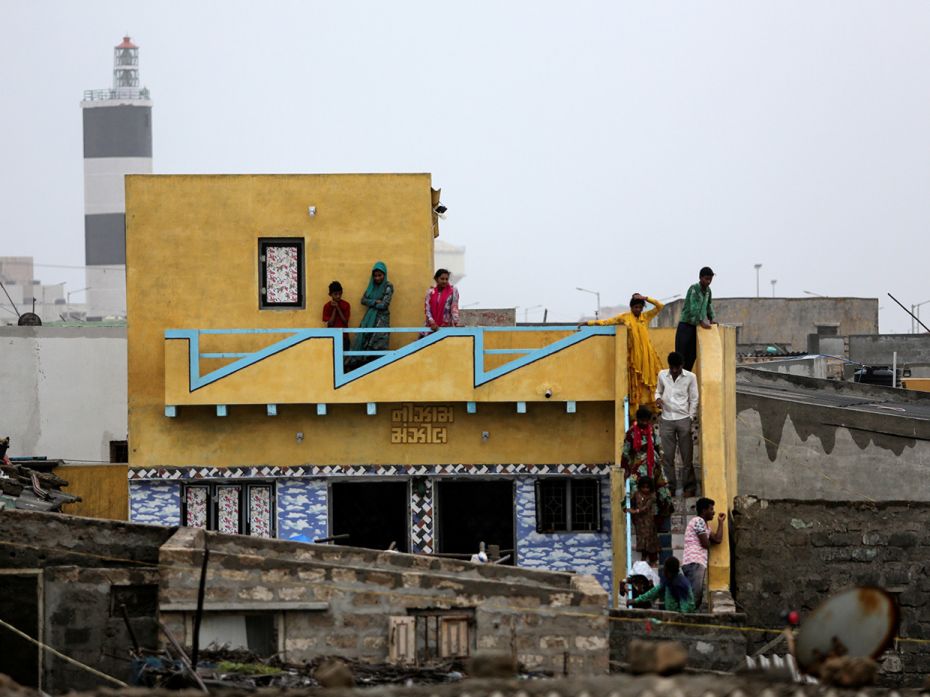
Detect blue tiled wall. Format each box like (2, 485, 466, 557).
(515, 476, 612, 594)
(277, 478, 328, 542)
(129, 481, 181, 526)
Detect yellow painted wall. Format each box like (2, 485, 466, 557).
(128, 401, 615, 467)
(55, 464, 128, 520)
(696, 325, 738, 599)
(903, 378, 930, 393)
(127, 174, 437, 466)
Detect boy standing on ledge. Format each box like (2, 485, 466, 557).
(675, 266, 716, 371)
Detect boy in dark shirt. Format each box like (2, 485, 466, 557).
(323, 281, 351, 352)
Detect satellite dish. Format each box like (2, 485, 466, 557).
(17, 312, 42, 326)
(795, 587, 899, 673)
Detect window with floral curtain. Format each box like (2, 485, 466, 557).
(259, 239, 304, 309)
(181, 482, 275, 537)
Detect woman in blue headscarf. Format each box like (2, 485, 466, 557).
(350, 261, 394, 367)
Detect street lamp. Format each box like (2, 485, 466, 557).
(522, 305, 543, 322)
(576, 287, 601, 320)
(66, 287, 89, 320)
(770, 279, 777, 298)
(754, 264, 762, 298)
(912, 299, 930, 334)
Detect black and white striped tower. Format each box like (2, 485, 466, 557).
(81, 36, 152, 319)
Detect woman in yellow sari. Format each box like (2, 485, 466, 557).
(584, 293, 664, 412)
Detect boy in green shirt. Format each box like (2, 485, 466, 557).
(633, 556, 695, 613)
(675, 266, 716, 370)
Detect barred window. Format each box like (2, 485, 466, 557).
(181, 482, 275, 537)
(534, 478, 601, 533)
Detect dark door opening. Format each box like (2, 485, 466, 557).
(437, 480, 515, 564)
(0, 573, 40, 687)
(331, 481, 409, 553)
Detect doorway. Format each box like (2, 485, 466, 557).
(330, 480, 409, 553)
(0, 572, 40, 688)
(436, 479, 515, 563)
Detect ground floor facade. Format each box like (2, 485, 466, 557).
(128, 463, 613, 592)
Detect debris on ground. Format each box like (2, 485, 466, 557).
(131, 647, 475, 690)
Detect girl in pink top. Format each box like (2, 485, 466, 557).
(423, 268, 461, 332)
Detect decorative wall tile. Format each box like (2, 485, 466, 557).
(129, 481, 181, 526)
(128, 463, 612, 480)
(514, 476, 612, 595)
(410, 479, 434, 554)
(277, 479, 328, 543)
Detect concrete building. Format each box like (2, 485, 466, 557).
(81, 36, 153, 319)
(0, 257, 68, 323)
(0, 326, 127, 463)
(433, 238, 466, 284)
(652, 297, 879, 354)
(123, 173, 739, 606)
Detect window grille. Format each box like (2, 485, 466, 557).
(534, 478, 602, 533)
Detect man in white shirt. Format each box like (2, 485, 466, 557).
(655, 351, 700, 496)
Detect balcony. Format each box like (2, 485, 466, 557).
(164, 325, 625, 412)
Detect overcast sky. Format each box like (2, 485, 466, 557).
(2, 1, 929, 331)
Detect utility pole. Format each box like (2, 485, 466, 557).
(754, 264, 762, 298)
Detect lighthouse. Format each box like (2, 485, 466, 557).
(80, 36, 153, 319)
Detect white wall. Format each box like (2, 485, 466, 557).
(0, 327, 127, 462)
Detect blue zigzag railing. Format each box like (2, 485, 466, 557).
(165, 325, 616, 393)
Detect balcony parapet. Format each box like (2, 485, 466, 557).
(164, 325, 620, 408)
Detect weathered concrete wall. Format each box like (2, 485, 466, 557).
(0, 509, 175, 569)
(849, 334, 930, 366)
(159, 527, 610, 675)
(654, 297, 878, 352)
(609, 609, 749, 672)
(43, 566, 160, 693)
(737, 369, 930, 501)
(733, 497, 930, 687)
(0, 326, 127, 462)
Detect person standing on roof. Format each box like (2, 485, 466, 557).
(423, 268, 461, 333)
(583, 293, 665, 413)
(675, 267, 716, 371)
(350, 262, 394, 367)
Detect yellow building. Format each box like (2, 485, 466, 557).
(125, 173, 737, 605)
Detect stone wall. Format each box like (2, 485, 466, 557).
(0, 509, 175, 569)
(609, 609, 749, 672)
(0, 510, 173, 692)
(159, 527, 610, 676)
(732, 497, 930, 687)
(43, 567, 160, 694)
